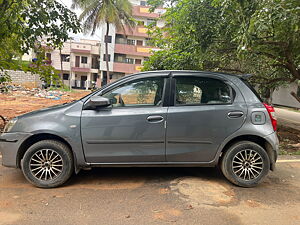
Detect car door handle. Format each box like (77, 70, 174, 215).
(147, 115, 164, 123)
(228, 111, 244, 118)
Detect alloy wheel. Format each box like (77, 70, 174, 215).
(29, 149, 64, 181)
(231, 149, 264, 181)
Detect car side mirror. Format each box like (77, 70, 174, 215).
(84, 96, 111, 109)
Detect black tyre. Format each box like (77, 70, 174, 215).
(221, 141, 270, 188)
(21, 140, 74, 188)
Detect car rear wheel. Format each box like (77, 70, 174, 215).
(221, 141, 270, 187)
(21, 140, 73, 188)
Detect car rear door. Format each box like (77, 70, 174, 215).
(81, 75, 168, 163)
(166, 74, 247, 162)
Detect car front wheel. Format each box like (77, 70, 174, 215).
(221, 141, 270, 187)
(21, 140, 73, 188)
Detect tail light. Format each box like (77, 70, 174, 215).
(263, 103, 277, 131)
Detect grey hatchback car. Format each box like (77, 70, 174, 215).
(0, 71, 279, 188)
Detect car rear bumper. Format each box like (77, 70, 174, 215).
(264, 131, 279, 170)
(0, 132, 32, 168)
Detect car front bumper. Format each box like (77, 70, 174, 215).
(0, 132, 32, 168)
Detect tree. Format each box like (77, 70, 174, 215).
(28, 46, 61, 85)
(143, 0, 300, 101)
(0, 0, 81, 84)
(72, 0, 135, 84)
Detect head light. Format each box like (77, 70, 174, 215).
(3, 118, 18, 133)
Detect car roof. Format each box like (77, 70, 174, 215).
(130, 70, 241, 78)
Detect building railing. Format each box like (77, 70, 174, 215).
(64, 79, 94, 89)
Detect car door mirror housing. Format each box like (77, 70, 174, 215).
(84, 96, 111, 109)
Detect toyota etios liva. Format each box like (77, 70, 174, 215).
(0, 71, 279, 188)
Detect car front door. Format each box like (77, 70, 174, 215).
(81, 76, 168, 163)
(166, 75, 247, 162)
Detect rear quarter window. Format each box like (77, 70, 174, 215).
(241, 79, 263, 102)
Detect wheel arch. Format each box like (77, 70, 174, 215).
(17, 133, 75, 169)
(219, 134, 276, 170)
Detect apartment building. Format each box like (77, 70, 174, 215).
(41, 39, 101, 89)
(28, 0, 164, 88)
(99, 0, 166, 84)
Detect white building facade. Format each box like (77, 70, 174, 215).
(40, 39, 101, 89)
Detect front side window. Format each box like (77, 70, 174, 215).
(102, 77, 165, 107)
(175, 76, 233, 105)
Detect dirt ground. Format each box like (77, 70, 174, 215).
(1, 92, 299, 154)
(0, 156, 300, 225)
(0, 91, 300, 224)
(277, 125, 300, 154)
(0, 90, 89, 131)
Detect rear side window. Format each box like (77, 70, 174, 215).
(175, 76, 234, 105)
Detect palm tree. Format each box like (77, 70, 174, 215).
(72, 0, 135, 84)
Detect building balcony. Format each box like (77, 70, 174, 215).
(71, 67, 90, 73)
(71, 48, 91, 54)
(113, 62, 143, 74)
(116, 25, 149, 38)
(114, 44, 155, 57)
(132, 6, 161, 19)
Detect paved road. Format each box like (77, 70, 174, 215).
(275, 107, 300, 130)
(0, 156, 300, 225)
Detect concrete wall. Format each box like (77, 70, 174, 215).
(2, 70, 41, 88)
(272, 82, 300, 109)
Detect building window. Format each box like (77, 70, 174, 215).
(105, 35, 112, 43)
(61, 54, 70, 62)
(81, 56, 88, 64)
(103, 54, 111, 62)
(92, 73, 98, 82)
(92, 57, 99, 69)
(136, 40, 143, 46)
(46, 53, 51, 60)
(63, 74, 69, 80)
(125, 58, 134, 64)
(144, 57, 149, 61)
(115, 34, 126, 44)
(135, 59, 142, 64)
(114, 54, 125, 63)
(297, 86, 300, 97)
(140, 1, 147, 6)
(127, 39, 135, 45)
(145, 38, 152, 46)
